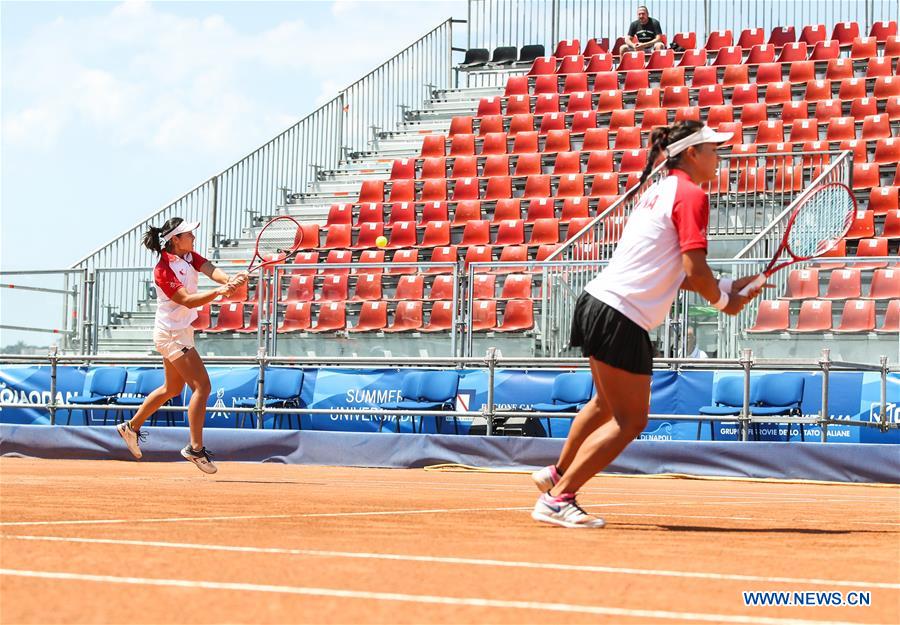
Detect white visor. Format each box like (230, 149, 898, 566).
(160, 220, 200, 246)
(665, 125, 733, 158)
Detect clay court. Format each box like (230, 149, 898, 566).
(1, 458, 897, 624)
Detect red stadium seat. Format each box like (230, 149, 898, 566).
(691, 65, 718, 88)
(514, 153, 542, 176)
(384, 301, 424, 333)
(609, 109, 636, 131)
(738, 28, 765, 50)
(789, 119, 819, 143)
(712, 46, 742, 66)
(528, 56, 558, 76)
(731, 83, 757, 106)
(449, 133, 476, 157)
(449, 116, 474, 137)
(788, 60, 816, 84)
(557, 54, 586, 75)
(357, 180, 385, 204)
(419, 201, 446, 223)
(874, 138, 900, 164)
(868, 268, 900, 299)
(495, 245, 528, 273)
(775, 41, 808, 63)
(869, 187, 900, 215)
(641, 108, 668, 129)
(809, 39, 840, 61)
(492, 198, 521, 222)
(494, 219, 525, 246)
(471, 274, 497, 299)
(553, 150, 582, 174)
(745, 42, 774, 64)
(707, 105, 734, 128)
(781, 100, 809, 125)
(831, 22, 860, 46)
(582, 127, 609, 151)
(783, 268, 820, 300)
(874, 77, 900, 99)
(850, 98, 879, 120)
(662, 86, 689, 108)
(284, 274, 315, 303)
(393, 275, 424, 301)
(450, 157, 477, 181)
(556, 173, 585, 198)
(354, 223, 385, 250)
(660, 67, 686, 89)
(613, 126, 642, 149)
(562, 73, 589, 95)
(511, 130, 539, 154)
(554, 39, 581, 58)
(278, 302, 311, 333)
(623, 69, 650, 92)
(471, 299, 497, 332)
(673, 32, 697, 50)
(319, 274, 348, 302)
(756, 120, 785, 145)
(833, 299, 875, 333)
(506, 95, 531, 115)
(583, 38, 609, 57)
(585, 53, 614, 73)
(674, 106, 701, 123)
(619, 149, 648, 173)
(870, 20, 898, 41)
(866, 57, 894, 79)
(560, 197, 590, 222)
(591, 70, 618, 92)
(746, 300, 790, 333)
(484, 175, 512, 200)
(324, 250, 352, 277)
(426, 247, 456, 273)
(477, 96, 502, 117)
(523, 174, 552, 199)
(534, 93, 560, 115)
(390, 158, 416, 181)
(838, 78, 867, 102)
(764, 81, 792, 105)
(678, 48, 707, 68)
(421, 300, 454, 332)
(570, 111, 598, 135)
(452, 200, 482, 225)
(800, 24, 827, 46)
(565, 90, 592, 112)
(388, 248, 419, 275)
(882, 209, 900, 239)
(825, 117, 856, 142)
(823, 58, 853, 82)
(351, 273, 383, 302)
(326, 203, 353, 227)
(308, 302, 346, 333)
(291, 251, 320, 276)
(705, 30, 733, 51)
(790, 300, 832, 333)
(863, 114, 893, 141)
(545, 128, 572, 153)
(420, 134, 446, 158)
(595, 89, 623, 113)
(805, 79, 833, 102)
(356, 250, 384, 274)
(646, 48, 675, 69)
(875, 300, 900, 333)
(885, 35, 900, 57)
(739, 103, 767, 128)
(460, 219, 491, 247)
(824, 267, 864, 300)
(420, 157, 447, 181)
(528, 218, 560, 245)
(478, 116, 504, 136)
(504, 76, 529, 97)
(850, 36, 878, 59)
(463, 245, 494, 270)
(634, 88, 661, 110)
(418, 221, 451, 248)
(723, 65, 750, 89)
(768, 26, 796, 47)
(525, 198, 554, 223)
(814, 99, 842, 123)
(589, 172, 619, 196)
(755, 62, 783, 84)
(855, 238, 890, 270)
(494, 299, 535, 332)
(617, 51, 645, 71)
(387, 221, 418, 248)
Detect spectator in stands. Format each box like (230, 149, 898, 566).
(530, 121, 766, 528)
(115, 217, 246, 474)
(619, 6, 665, 54)
(686, 326, 709, 359)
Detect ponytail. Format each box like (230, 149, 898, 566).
(637, 120, 704, 185)
(142, 217, 184, 255)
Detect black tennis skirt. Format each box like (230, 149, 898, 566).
(569, 291, 654, 375)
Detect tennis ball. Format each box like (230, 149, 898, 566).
(375, 235, 388, 248)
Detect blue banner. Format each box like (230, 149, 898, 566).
(1, 364, 897, 442)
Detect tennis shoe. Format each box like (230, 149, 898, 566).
(181, 445, 217, 474)
(531, 464, 561, 492)
(532, 493, 605, 529)
(116, 422, 146, 459)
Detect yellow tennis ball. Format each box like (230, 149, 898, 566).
(375, 235, 388, 248)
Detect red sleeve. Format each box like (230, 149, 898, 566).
(671, 184, 709, 253)
(188, 252, 208, 271)
(154, 259, 184, 298)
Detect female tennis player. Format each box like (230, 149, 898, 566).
(116, 217, 246, 474)
(531, 121, 765, 528)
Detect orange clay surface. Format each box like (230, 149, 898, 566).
(0, 457, 898, 625)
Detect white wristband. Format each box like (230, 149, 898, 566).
(718, 277, 733, 293)
(712, 290, 730, 311)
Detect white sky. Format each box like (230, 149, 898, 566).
(1, 0, 465, 346)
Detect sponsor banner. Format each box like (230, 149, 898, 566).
(1, 365, 897, 443)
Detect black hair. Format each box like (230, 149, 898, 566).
(142, 217, 184, 255)
(638, 120, 704, 185)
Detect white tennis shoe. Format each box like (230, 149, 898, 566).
(116, 422, 145, 459)
(531, 464, 561, 492)
(532, 493, 605, 529)
(181, 445, 218, 474)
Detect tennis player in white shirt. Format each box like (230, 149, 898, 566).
(531, 121, 765, 528)
(116, 218, 246, 474)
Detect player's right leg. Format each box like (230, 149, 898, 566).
(117, 358, 185, 459)
(168, 349, 217, 474)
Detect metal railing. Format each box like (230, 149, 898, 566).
(0, 269, 91, 354)
(1, 350, 895, 440)
(466, 0, 897, 52)
(71, 18, 462, 275)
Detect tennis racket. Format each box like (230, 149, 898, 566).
(246, 216, 303, 273)
(738, 182, 856, 296)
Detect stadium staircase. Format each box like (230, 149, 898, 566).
(98, 21, 900, 360)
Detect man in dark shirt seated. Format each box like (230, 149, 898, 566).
(619, 5, 665, 54)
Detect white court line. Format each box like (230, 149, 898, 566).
(0, 568, 883, 625)
(5, 534, 897, 590)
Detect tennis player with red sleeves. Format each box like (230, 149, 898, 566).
(531, 121, 765, 528)
(116, 218, 246, 474)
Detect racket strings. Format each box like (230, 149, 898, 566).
(257, 219, 300, 257)
(786, 186, 855, 259)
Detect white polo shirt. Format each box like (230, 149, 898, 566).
(585, 169, 709, 331)
(153, 251, 208, 330)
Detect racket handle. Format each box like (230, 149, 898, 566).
(738, 273, 767, 297)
